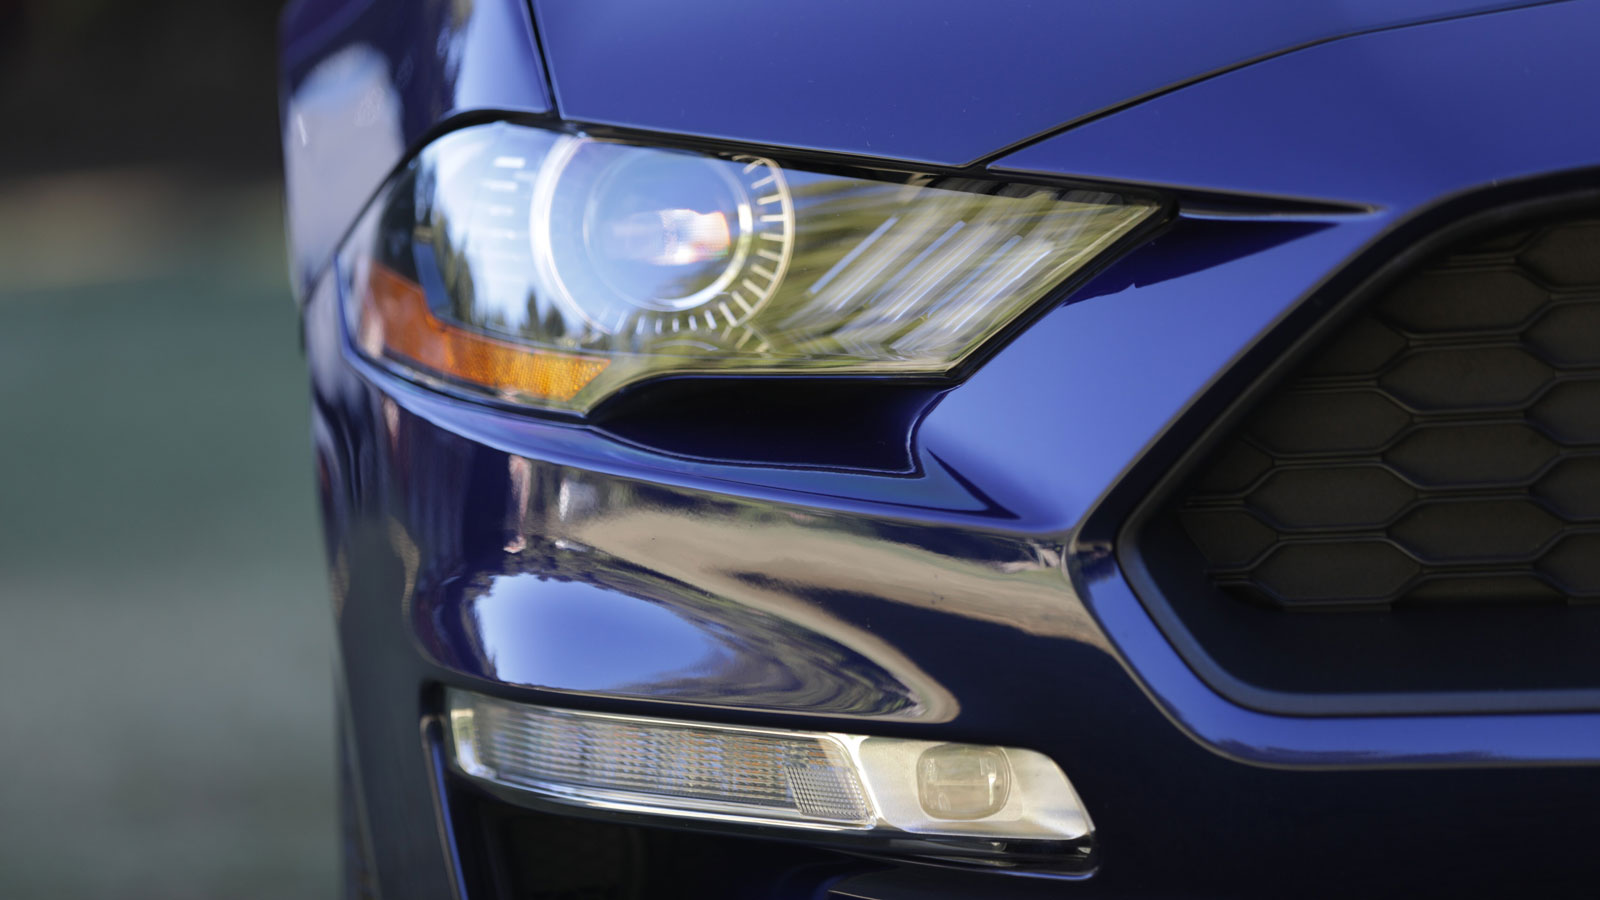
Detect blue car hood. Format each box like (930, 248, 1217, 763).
(533, 0, 1548, 167)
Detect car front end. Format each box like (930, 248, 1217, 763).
(280, 1, 1600, 896)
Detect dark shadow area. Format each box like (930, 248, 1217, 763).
(0, 0, 284, 177)
(595, 379, 942, 473)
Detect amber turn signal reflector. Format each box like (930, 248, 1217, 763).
(359, 264, 608, 402)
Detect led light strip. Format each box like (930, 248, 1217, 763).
(446, 689, 1092, 847)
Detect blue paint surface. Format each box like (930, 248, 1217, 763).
(534, 0, 1548, 166)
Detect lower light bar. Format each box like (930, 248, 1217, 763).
(446, 689, 1093, 867)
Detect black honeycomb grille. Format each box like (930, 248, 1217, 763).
(1182, 214, 1600, 611)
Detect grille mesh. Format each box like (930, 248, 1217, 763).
(1182, 215, 1600, 611)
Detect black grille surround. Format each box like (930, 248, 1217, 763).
(1182, 216, 1600, 611)
(1116, 196, 1600, 716)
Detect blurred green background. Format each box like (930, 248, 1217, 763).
(0, 1, 337, 896)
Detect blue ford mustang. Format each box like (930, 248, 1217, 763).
(279, 0, 1600, 896)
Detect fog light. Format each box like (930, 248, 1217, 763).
(453, 690, 872, 826)
(446, 689, 1092, 864)
(919, 743, 1011, 819)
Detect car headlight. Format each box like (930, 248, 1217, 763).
(339, 121, 1158, 413)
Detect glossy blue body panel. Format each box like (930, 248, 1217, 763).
(532, 0, 1547, 167)
(284, 0, 1600, 896)
(994, 0, 1600, 209)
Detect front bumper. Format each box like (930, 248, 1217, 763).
(308, 191, 1600, 897)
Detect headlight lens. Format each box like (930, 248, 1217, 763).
(341, 122, 1157, 412)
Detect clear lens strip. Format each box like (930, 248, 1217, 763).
(447, 689, 1092, 843)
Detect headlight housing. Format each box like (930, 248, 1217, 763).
(339, 122, 1158, 413)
